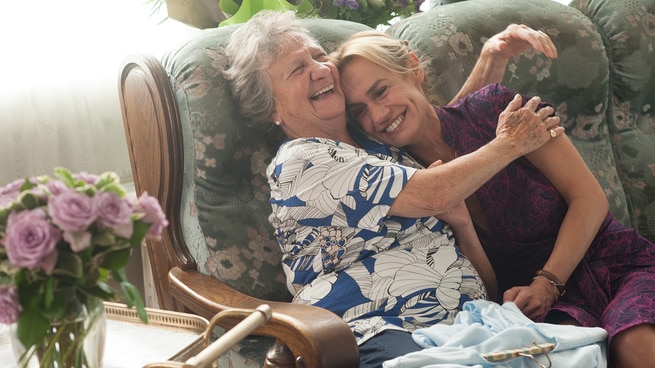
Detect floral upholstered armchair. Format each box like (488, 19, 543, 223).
(120, 17, 367, 368)
(118, 0, 655, 366)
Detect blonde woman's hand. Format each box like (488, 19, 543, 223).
(503, 276, 559, 320)
(450, 24, 558, 105)
(483, 24, 558, 60)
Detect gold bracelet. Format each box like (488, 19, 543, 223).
(534, 269, 566, 297)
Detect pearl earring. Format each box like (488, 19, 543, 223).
(274, 121, 281, 126)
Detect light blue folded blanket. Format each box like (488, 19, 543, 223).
(383, 300, 607, 368)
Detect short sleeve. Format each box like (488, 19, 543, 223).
(269, 138, 417, 229)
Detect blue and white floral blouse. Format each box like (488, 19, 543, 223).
(267, 135, 486, 344)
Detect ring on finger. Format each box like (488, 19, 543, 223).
(549, 129, 557, 138)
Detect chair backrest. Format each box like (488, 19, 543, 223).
(391, 0, 655, 242)
(570, 0, 655, 241)
(388, 0, 633, 227)
(119, 18, 370, 311)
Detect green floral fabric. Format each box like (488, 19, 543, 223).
(388, 0, 631, 229)
(570, 0, 655, 242)
(387, 0, 655, 242)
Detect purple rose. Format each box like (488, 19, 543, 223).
(46, 180, 68, 196)
(0, 285, 22, 324)
(0, 179, 25, 208)
(73, 172, 100, 185)
(96, 191, 134, 239)
(48, 189, 97, 232)
(345, 0, 359, 9)
(2, 209, 60, 273)
(136, 192, 168, 238)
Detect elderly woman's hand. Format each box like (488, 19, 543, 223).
(482, 23, 558, 60)
(495, 94, 563, 157)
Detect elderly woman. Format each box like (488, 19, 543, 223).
(331, 30, 655, 368)
(224, 10, 560, 367)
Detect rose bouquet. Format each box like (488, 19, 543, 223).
(0, 167, 168, 367)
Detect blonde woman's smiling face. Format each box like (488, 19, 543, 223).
(340, 56, 428, 148)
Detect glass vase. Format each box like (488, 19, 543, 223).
(10, 295, 106, 368)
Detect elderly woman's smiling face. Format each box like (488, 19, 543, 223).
(266, 37, 348, 140)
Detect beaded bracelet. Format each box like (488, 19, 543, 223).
(533, 269, 566, 298)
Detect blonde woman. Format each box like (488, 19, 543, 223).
(332, 30, 655, 368)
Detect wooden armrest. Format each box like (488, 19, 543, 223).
(168, 267, 359, 368)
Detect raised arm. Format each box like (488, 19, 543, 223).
(449, 24, 558, 104)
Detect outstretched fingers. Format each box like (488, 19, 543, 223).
(489, 24, 558, 60)
(526, 28, 558, 59)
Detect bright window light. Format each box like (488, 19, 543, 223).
(0, 0, 175, 90)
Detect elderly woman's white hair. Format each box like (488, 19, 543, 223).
(224, 10, 322, 127)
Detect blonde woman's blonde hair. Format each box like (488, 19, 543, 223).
(330, 30, 421, 76)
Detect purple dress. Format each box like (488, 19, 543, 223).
(437, 83, 655, 343)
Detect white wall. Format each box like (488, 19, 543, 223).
(0, 0, 199, 186)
